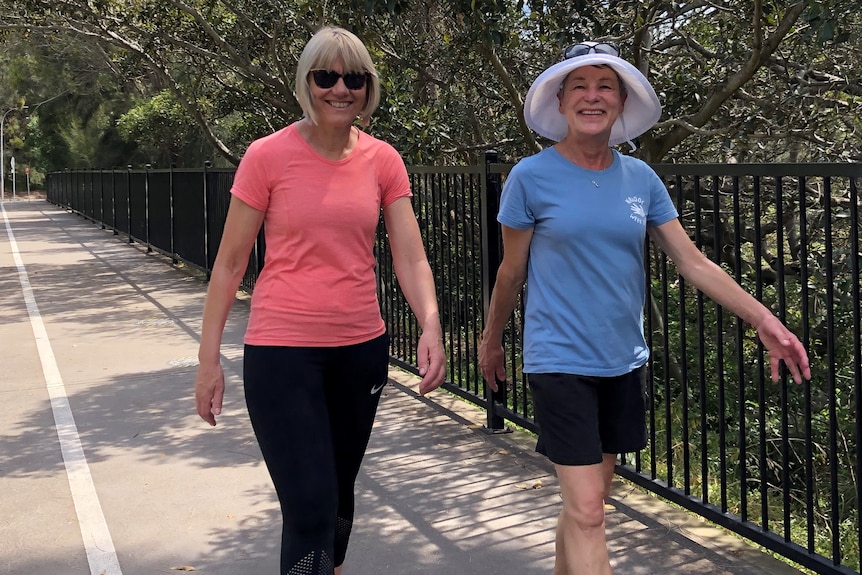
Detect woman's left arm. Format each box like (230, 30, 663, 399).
(649, 218, 811, 384)
(383, 196, 446, 395)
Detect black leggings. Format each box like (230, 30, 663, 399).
(243, 333, 389, 575)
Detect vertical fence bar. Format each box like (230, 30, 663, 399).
(670, 174, 692, 495)
(823, 178, 840, 565)
(774, 175, 792, 541)
(203, 161, 211, 280)
(145, 164, 152, 252)
(433, 174, 443, 369)
(467, 172, 481, 397)
(710, 175, 728, 512)
(661, 244, 673, 485)
(126, 165, 133, 243)
(111, 168, 118, 235)
(170, 164, 177, 263)
(644, 241, 657, 478)
(445, 174, 461, 392)
(752, 175, 769, 531)
(849, 175, 861, 573)
(798, 175, 815, 555)
(732, 175, 748, 521)
(693, 175, 709, 503)
(480, 150, 508, 433)
(99, 168, 106, 229)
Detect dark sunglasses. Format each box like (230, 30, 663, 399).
(310, 69, 369, 90)
(562, 42, 620, 59)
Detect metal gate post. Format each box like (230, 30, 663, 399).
(480, 150, 511, 434)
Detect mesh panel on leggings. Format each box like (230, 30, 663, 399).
(320, 552, 333, 573)
(287, 551, 333, 575)
(334, 516, 353, 564)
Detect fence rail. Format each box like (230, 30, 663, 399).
(46, 157, 862, 575)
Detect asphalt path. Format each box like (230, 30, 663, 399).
(0, 198, 803, 575)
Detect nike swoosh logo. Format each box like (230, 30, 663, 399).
(370, 381, 387, 395)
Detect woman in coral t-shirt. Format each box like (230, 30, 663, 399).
(194, 26, 446, 575)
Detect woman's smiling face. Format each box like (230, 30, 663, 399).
(308, 56, 366, 127)
(557, 64, 627, 142)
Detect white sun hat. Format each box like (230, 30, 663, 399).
(524, 42, 661, 149)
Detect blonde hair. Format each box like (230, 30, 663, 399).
(295, 26, 381, 127)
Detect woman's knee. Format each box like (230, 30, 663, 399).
(561, 493, 606, 530)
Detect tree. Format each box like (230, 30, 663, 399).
(0, 0, 859, 166)
(1, 33, 145, 169)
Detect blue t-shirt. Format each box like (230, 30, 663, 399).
(497, 148, 679, 376)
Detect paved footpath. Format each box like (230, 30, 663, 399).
(0, 198, 802, 575)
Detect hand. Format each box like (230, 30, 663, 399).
(754, 315, 811, 384)
(195, 360, 225, 426)
(416, 330, 446, 396)
(478, 334, 506, 392)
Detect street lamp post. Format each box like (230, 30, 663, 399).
(1, 105, 28, 203)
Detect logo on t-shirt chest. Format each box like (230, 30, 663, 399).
(626, 196, 646, 225)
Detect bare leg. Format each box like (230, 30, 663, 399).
(335, 566, 343, 575)
(552, 454, 618, 575)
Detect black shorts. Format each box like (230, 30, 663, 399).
(528, 366, 648, 466)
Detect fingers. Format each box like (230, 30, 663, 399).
(416, 336, 446, 395)
(759, 319, 811, 385)
(792, 340, 812, 382)
(196, 395, 217, 426)
(195, 364, 224, 427)
(477, 364, 503, 391)
(484, 368, 502, 392)
(770, 355, 781, 383)
(477, 342, 506, 391)
(768, 340, 811, 385)
(418, 357, 446, 395)
(781, 337, 810, 385)
(788, 363, 803, 385)
(211, 385, 224, 417)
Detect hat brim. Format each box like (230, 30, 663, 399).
(524, 53, 661, 145)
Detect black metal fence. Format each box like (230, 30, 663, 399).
(46, 158, 862, 575)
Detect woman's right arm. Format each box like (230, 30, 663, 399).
(478, 225, 533, 391)
(195, 196, 265, 425)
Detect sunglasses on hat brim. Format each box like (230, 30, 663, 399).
(562, 42, 620, 60)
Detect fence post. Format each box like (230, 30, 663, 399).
(111, 168, 118, 235)
(89, 168, 95, 221)
(86, 168, 93, 222)
(145, 164, 152, 252)
(203, 160, 211, 280)
(126, 165, 133, 243)
(170, 163, 177, 263)
(480, 150, 511, 434)
(65, 168, 71, 211)
(99, 168, 106, 229)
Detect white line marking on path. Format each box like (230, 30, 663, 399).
(2, 202, 123, 575)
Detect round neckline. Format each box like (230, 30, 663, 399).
(292, 122, 360, 164)
(552, 146, 618, 174)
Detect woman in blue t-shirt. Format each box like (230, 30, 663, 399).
(478, 41, 810, 575)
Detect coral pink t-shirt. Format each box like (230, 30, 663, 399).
(230, 123, 412, 346)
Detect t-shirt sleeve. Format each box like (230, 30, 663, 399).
(230, 138, 271, 212)
(376, 143, 412, 208)
(497, 162, 535, 230)
(646, 167, 679, 227)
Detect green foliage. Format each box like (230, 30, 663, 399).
(641, 171, 862, 570)
(3, 0, 861, 166)
(116, 90, 215, 167)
